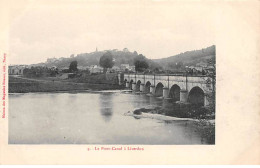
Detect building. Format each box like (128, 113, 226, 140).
(196, 62, 208, 68)
(89, 65, 103, 74)
(119, 64, 135, 72)
(186, 66, 206, 75)
(110, 66, 121, 72)
(129, 66, 136, 72)
(120, 64, 130, 71)
(123, 48, 129, 52)
(77, 66, 88, 70)
(47, 57, 58, 63)
(204, 65, 215, 75)
(50, 66, 58, 71)
(8, 65, 27, 75)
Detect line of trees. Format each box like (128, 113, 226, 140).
(23, 66, 58, 77)
(99, 51, 151, 73)
(22, 60, 79, 78)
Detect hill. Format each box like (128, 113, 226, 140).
(32, 45, 215, 71)
(33, 48, 161, 70)
(154, 45, 216, 70)
(33, 49, 138, 68)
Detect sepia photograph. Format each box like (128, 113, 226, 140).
(6, 0, 217, 145)
(1, 0, 260, 165)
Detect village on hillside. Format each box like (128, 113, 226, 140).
(8, 61, 214, 78)
(8, 46, 215, 80)
(8, 63, 136, 76)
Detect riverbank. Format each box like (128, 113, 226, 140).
(125, 106, 215, 144)
(127, 105, 215, 120)
(8, 76, 124, 93)
(125, 109, 215, 123)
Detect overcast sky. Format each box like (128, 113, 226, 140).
(9, 0, 216, 65)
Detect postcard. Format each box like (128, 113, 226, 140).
(0, 0, 259, 165)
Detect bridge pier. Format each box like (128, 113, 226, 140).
(125, 82, 130, 88)
(150, 85, 155, 95)
(140, 84, 145, 92)
(180, 89, 188, 103)
(132, 83, 136, 91)
(163, 87, 169, 99)
(144, 85, 150, 93)
(142, 84, 149, 93)
(204, 95, 210, 106)
(118, 73, 124, 85)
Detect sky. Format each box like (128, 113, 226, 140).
(9, 0, 216, 65)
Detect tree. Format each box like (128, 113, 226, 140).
(50, 67, 59, 77)
(69, 61, 78, 72)
(176, 61, 184, 70)
(134, 54, 149, 72)
(99, 51, 114, 73)
(153, 67, 160, 73)
(195, 58, 216, 144)
(120, 58, 126, 64)
(205, 58, 216, 112)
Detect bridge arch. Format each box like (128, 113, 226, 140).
(188, 86, 205, 106)
(136, 80, 141, 91)
(155, 82, 164, 97)
(144, 81, 151, 93)
(169, 84, 181, 102)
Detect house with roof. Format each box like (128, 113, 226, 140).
(89, 65, 103, 74)
(8, 65, 27, 75)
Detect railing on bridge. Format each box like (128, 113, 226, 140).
(122, 73, 213, 86)
(118, 72, 214, 107)
(122, 72, 210, 78)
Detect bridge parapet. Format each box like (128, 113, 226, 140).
(168, 76, 186, 82)
(145, 75, 154, 80)
(120, 73, 214, 107)
(123, 73, 212, 84)
(122, 73, 213, 91)
(187, 76, 210, 84)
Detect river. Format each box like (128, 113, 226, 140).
(9, 90, 209, 144)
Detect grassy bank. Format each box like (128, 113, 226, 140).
(68, 73, 119, 84)
(9, 76, 124, 93)
(132, 104, 215, 144)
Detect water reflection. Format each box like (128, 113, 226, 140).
(98, 93, 113, 122)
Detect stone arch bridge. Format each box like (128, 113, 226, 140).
(118, 73, 214, 106)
